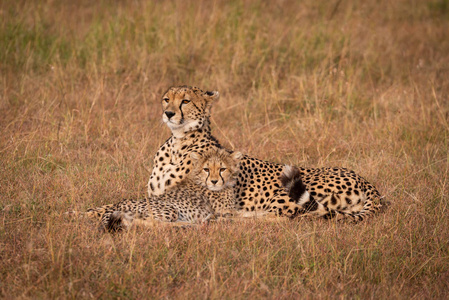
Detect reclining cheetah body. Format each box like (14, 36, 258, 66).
(237, 161, 383, 221)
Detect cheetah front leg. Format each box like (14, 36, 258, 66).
(148, 140, 173, 196)
(148, 152, 194, 197)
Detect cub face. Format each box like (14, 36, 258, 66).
(190, 149, 242, 191)
(161, 86, 219, 137)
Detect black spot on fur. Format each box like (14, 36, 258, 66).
(323, 210, 337, 219)
(331, 194, 338, 205)
(302, 198, 319, 212)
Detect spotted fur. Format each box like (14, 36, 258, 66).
(148, 86, 386, 222)
(87, 149, 242, 231)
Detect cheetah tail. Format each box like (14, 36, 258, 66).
(280, 165, 308, 204)
(104, 211, 135, 232)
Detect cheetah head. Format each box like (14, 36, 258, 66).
(190, 149, 242, 191)
(161, 86, 219, 138)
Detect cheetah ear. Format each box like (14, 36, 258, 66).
(205, 90, 219, 102)
(190, 152, 201, 161)
(231, 151, 242, 161)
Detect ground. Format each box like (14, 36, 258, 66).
(1, 0, 449, 298)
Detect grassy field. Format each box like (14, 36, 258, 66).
(1, 0, 449, 298)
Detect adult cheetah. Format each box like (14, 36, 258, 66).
(147, 86, 223, 196)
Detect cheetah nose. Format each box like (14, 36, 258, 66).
(165, 111, 175, 119)
(211, 180, 218, 185)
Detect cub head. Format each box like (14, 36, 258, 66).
(161, 86, 219, 137)
(190, 149, 242, 191)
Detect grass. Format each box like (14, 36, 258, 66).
(1, 0, 449, 298)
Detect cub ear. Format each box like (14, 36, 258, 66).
(190, 152, 201, 161)
(231, 151, 242, 160)
(205, 90, 219, 102)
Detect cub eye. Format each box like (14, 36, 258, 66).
(203, 168, 209, 173)
(163, 98, 169, 103)
(181, 99, 190, 105)
(219, 168, 227, 172)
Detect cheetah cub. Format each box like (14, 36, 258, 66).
(87, 148, 242, 231)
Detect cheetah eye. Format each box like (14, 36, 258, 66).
(203, 168, 209, 173)
(181, 99, 190, 105)
(219, 168, 227, 172)
(163, 98, 169, 103)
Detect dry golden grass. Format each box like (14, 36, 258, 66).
(1, 0, 449, 298)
